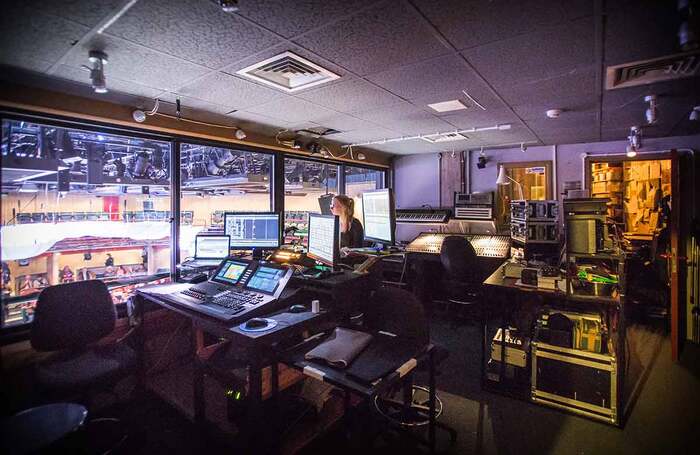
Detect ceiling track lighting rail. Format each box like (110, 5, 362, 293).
(132, 99, 246, 140)
(341, 123, 512, 148)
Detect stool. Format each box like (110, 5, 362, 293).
(1, 403, 87, 454)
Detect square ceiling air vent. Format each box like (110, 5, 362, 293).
(421, 132, 469, 143)
(237, 51, 340, 92)
(606, 50, 700, 90)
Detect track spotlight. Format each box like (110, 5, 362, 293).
(627, 126, 641, 157)
(644, 95, 657, 125)
(690, 106, 700, 121)
(477, 148, 488, 169)
(520, 142, 527, 153)
(87, 50, 108, 94)
(214, 0, 239, 13)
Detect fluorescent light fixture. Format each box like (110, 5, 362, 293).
(427, 100, 468, 113)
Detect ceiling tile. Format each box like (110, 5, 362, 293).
(296, 78, 402, 113)
(226, 110, 297, 129)
(366, 54, 502, 107)
(0, 65, 152, 108)
(411, 0, 566, 50)
(439, 108, 520, 129)
(105, 0, 281, 69)
(294, 2, 448, 76)
(236, 0, 378, 39)
(62, 35, 211, 92)
(462, 17, 595, 88)
(329, 126, 402, 144)
(0, 6, 90, 71)
(20, 0, 123, 28)
(245, 96, 339, 124)
(604, 3, 680, 66)
(468, 125, 540, 147)
(53, 64, 164, 99)
(353, 102, 455, 135)
(496, 65, 597, 111)
(177, 72, 284, 110)
(306, 113, 379, 133)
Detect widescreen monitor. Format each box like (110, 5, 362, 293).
(361, 188, 396, 246)
(194, 235, 230, 260)
(223, 212, 280, 250)
(307, 213, 340, 267)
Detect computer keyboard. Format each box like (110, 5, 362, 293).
(211, 289, 264, 310)
(182, 288, 207, 300)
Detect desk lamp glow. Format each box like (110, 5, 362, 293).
(496, 165, 524, 200)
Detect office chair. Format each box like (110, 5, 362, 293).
(367, 286, 457, 445)
(439, 235, 481, 321)
(30, 280, 140, 404)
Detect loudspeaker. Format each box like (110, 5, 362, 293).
(87, 149, 104, 184)
(57, 169, 70, 192)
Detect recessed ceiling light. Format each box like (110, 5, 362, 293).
(427, 100, 468, 113)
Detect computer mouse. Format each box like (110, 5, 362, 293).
(244, 318, 268, 329)
(289, 304, 307, 313)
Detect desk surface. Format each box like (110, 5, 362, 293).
(483, 262, 620, 305)
(137, 284, 329, 347)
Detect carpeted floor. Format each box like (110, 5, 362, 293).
(5, 312, 700, 454)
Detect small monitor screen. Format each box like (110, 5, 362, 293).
(307, 214, 338, 266)
(195, 235, 230, 259)
(318, 194, 334, 216)
(224, 212, 280, 249)
(362, 188, 395, 244)
(246, 265, 286, 295)
(213, 260, 249, 286)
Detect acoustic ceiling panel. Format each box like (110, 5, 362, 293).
(0, 6, 90, 71)
(294, 2, 448, 76)
(439, 108, 519, 130)
(495, 65, 597, 110)
(53, 64, 164, 99)
(105, 0, 281, 69)
(462, 17, 595, 89)
(411, 0, 566, 50)
(18, 0, 123, 28)
(178, 72, 284, 110)
(61, 35, 211, 92)
(306, 113, 380, 133)
(244, 96, 338, 124)
(296, 78, 403, 113)
(366, 54, 502, 107)
(236, 0, 378, 39)
(352, 102, 454, 135)
(604, 3, 680, 66)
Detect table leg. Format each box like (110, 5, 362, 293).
(428, 348, 436, 454)
(192, 324, 205, 426)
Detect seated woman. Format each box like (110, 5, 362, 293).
(330, 195, 364, 249)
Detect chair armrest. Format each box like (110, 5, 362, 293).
(116, 325, 139, 344)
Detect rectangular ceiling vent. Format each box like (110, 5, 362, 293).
(237, 51, 340, 92)
(421, 132, 469, 143)
(606, 50, 700, 90)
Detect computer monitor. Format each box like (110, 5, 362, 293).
(224, 212, 280, 259)
(318, 194, 335, 216)
(194, 235, 230, 260)
(307, 213, 340, 267)
(211, 259, 250, 286)
(362, 188, 396, 247)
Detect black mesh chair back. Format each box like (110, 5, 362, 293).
(440, 235, 478, 284)
(31, 280, 116, 352)
(363, 286, 429, 345)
